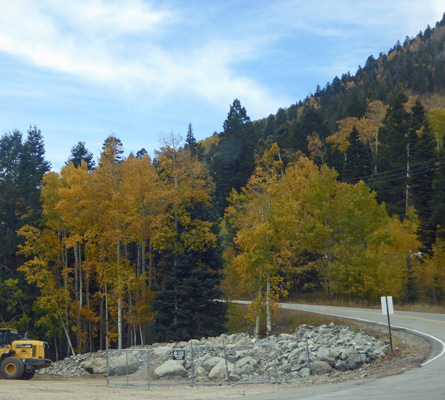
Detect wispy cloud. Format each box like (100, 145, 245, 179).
(0, 0, 292, 118)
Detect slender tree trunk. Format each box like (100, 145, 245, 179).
(105, 285, 109, 350)
(117, 242, 123, 350)
(266, 274, 271, 335)
(60, 315, 75, 356)
(74, 246, 81, 350)
(54, 334, 59, 362)
(139, 325, 144, 346)
(255, 286, 261, 339)
(99, 295, 104, 350)
(148, 241, 153, 286)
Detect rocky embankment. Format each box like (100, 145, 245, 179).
(38, 323, 390, 383)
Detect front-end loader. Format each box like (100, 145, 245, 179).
(0, 328, 51, 380)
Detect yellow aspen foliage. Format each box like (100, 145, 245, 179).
(327, 117, 360, 153)
(429, 108, 445, 148)
(226, 144, 288, 335)
(307, 132, 325, 163)
(416, 239, 445, 303)
(154, 133, 215, 254)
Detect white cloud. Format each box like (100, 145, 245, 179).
(0, 0, 289, 118)
(0, 0, 443, 124)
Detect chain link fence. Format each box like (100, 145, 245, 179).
(107, 342, 280, 389)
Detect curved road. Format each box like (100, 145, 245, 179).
(234, 302, 445, 400)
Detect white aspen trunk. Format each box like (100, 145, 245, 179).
(105, 285, 109, 350)
(60, 315, 76, 356)
(139, 325, 144, 346)
(117, 242, 123, 350)
(255, 313, 260, 339)
(118, 297, 122, 350)
(128, 290, 134, 347)
(255, 285, 261, 339)
(74, 247, 81, 349)
(266, 275, 271, 335)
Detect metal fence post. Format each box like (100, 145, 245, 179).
(190, 340, 195, 387)
(106, 350, 110, 387)
(305, 333, 311, 374)
(223, 339, 230, 382)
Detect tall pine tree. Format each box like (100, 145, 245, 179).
(342, 126, 372, 184)
(410, 120, 436, 251)
(210, 99, 256, 215)
(374, 93, 411, 216)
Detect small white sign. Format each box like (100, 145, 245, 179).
(381, 296, 394, 315)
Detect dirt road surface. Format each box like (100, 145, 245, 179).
(0, 375, 300, 400)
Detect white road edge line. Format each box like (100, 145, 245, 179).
(277, 304, 445, 366)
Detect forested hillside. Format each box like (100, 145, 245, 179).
(2, 15, 445, 357)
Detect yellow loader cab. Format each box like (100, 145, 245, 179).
(0, 328, 51, 380)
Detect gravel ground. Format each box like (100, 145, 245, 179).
(0, 326, 431, 400)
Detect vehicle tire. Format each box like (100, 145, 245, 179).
(21, 367, 36, 380)
(0, 357, 25, 379)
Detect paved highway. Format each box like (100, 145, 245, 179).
(234, 302, 445, 400)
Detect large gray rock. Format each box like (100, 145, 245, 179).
(203, 356, 225, 372)
(154, 360, 187, 378)
(316, 348, 335, 367)
(83, 353, 140, 376)
(310, 360, 333, 375)
(347, 353, 367, 370)
(208, 360, 234, 380)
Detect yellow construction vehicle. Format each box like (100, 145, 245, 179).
(0, 328, 51, 380)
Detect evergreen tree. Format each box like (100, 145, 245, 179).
(136, 148, 148, 159)
(184, 123, 202, 159)
(410, 120, 436, 251)
(210, 99, 256, 214)
(0, 127, 50, 273)
(100, 135, 124, 166)
(152, 230, 226, 341)
(0, 131, 25, 272)
(185, 123, 197, 151)
(66, 141, 95, 170)
(346, 95, 366, 118)
(374, 93, 411, 216)
(342, 126, 372, 183)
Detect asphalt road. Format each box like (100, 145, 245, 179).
(234, 302, 445, 400)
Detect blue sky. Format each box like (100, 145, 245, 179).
(0, 1, 444, 171)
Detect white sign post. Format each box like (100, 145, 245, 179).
(381, 296, 394, 351)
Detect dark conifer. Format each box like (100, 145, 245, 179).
(210, 99, 256, 215)
(66, 141, 95, 170)
(343, 126, 372, 184)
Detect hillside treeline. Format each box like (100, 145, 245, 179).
(1, 15, 445, 356)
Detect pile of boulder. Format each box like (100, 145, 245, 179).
(38, 323, 389, 383)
